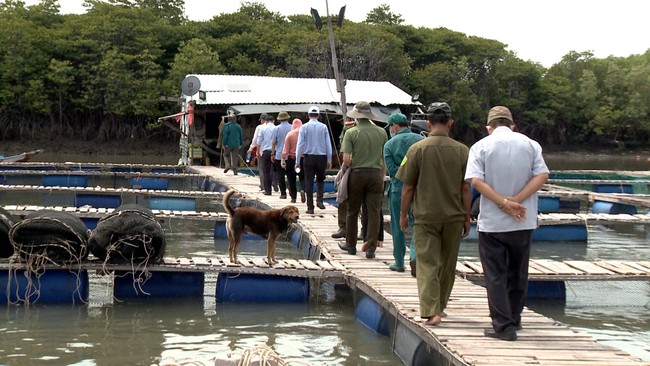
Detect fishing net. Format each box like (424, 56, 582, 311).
(88, 204, 166, 265)
(0, 207, 16, 258)
(9, 210, 90, 264)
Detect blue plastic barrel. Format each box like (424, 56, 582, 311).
(113, 271, 204, 299)
(111, 167, 142, 173)
(354, 295, 390, 335)
(75, 194, 122, 208)
(216, 273, 308, 303)
(291, 228, 302, 248)
(533, 224, 588, 241)
(527, 281, 566, 300)
(593, 184, 633, 194)
(81, 217, 99, 230)
(0, 269, 88, 304)
(152, 168, 180, 174)
(592, 201, 637, 215)
(149, 197, 196, 211)
(538, 197, 560, 213)
(130, 178, 168, 190)
(43, 175, 88, 187)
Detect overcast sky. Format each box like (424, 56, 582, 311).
(30, 0, 650, 67)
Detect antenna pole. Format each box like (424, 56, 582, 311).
(325, 0, 347, 118)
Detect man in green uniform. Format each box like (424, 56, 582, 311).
(383, 113, 424, 274)
(397, 102, 472, 326)
(221, 113, 244, 175)
(338, 101, 387, 259)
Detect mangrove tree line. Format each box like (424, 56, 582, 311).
(0, 0, 649, 148)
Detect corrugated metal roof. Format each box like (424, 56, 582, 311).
(184, 74, 417, 106)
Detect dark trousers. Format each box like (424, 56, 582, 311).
(361, 198, 384, 241)
(337, 200, 348, 229)
(345, 168, 383, 251)
(259, 150, 273, 194)
(273, 159, 287, 196)
(303, 154, 327, 210)
(285, 157, 304, 201)
(478, 230, 533, 332)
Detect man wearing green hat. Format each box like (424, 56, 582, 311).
(383, 112, 424, 274)
(397, 102, 472, 326)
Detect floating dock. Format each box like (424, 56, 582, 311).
(188, 165, 650, 366)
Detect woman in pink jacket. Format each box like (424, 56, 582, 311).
(281, 118, 305, 203)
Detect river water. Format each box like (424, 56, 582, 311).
(0, 151, 649, 365)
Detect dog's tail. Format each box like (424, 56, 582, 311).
(223, 189, 236, 217)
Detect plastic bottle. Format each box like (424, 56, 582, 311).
(246, 153, 251, 163)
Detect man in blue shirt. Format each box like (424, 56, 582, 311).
(272, 111, 293, 199)
(257, 114, 276, 195)
(296, 106, 332, 214)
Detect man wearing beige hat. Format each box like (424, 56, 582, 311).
(338, 101, 387, 259)
(465, 105, 549, 341)
(271, 111, 292, 199)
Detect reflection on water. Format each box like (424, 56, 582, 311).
(1, 295, 401, 365)
(0, 219, 402, 365)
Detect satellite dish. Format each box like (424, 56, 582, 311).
(181, 76, 201, 97)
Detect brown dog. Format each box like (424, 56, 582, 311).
(222, 189, 300, 264)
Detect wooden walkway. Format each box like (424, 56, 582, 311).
(6, 205, 650, 227)
(0, 256, 345, 280)
(2, 204, 229, 221)
(458, 259, 650, 281)
(189, 165, 650, 366)
(543, 183, 650, 209)
(0, 184, 223, 199)
(0, 169, 203, 179)
(0, 162, 188, 172)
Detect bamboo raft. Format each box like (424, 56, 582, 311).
(0, 162, 188, 172)
(0, 169, 204, 179)
(542, 183, 650, 208)
(190, 165, 650, 366)
(0, 256, 345, 280)
(457, 259, 650, 281)
(4, 203, 650, 226)
(0, 184, 225, 199)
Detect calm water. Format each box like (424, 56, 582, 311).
(1, 220, 402, 365)
(1, 151, 649, 364)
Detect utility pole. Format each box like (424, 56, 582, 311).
(323, 1, 347, 118)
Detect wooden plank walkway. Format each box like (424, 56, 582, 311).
(0, 162, 188, 172)
(0, 184, 224, 199)
(0, 256, 344, 280)
(2, 204, 229, 221)
(0, 169, 203, 179)
(5, 202, 650, 226)
(543, 183, 650, 208)
(457, 259, 650, 281)
(189, 165, 650, 366)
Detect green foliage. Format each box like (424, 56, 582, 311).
(0, 1, 649, 148)
(164, 38, 225, 95)
(365, 4, 404, 25)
